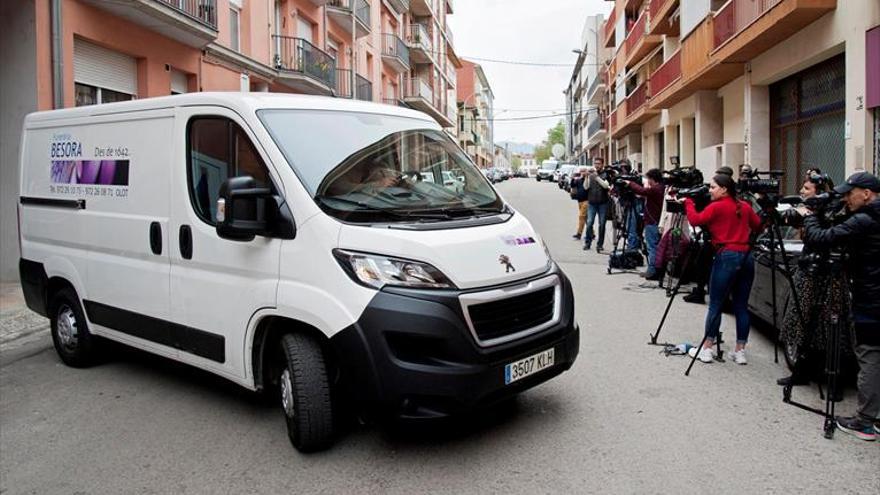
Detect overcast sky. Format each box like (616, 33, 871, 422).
(448, 0, 612, 146)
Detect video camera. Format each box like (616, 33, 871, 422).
(779, 191, 847, 226)
(738, 167, 784, 196)
(662, 166, 704, 189)
(607, 161, 642, 198)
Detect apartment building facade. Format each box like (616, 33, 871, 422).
(0, 0, 461, 281)
(579, 0, 878, 193)
(456, 59, 495, 168)
(565, 14, 608, 166)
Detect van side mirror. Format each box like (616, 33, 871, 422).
(216, 176, 296, 242)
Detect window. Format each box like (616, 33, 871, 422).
(188, 117, 273, 224)
(75, 83, 133, 107)
(230, 7, 241, 52)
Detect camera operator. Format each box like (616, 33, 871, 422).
(570, 166, 591, 241)
(625, 169, 664, 280)
(682, 174, 763, 364)
(583, 157, 611, 253)
(682, 166, 735, 304)
(798, 171, 880, 441)
(777, 174, 836, 388)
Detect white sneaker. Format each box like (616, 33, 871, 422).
(730, 349, 747, 365)
(688, 346, 715, 363)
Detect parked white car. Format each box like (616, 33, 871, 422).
(18, 93, 579, 452)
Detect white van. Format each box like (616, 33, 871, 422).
(18, 93, 579, 452)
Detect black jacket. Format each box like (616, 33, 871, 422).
(803, 199, 880, 321)
(571, 176, 589, 201)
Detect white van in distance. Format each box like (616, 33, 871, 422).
(18, 93, 579, 452)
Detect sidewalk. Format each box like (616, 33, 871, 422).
(0, 282, 49, 353)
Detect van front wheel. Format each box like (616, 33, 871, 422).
(278, 333, 334, 452)
(49, 288, 98, 368)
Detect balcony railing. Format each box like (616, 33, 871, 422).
(624, 11, 647, 56)
(272, 35, 336, 89)
(649, 49, 681, 96)
(587, 74, 603, 100)
(604, 6, 617, 44)
(336, 68, 352, 98)
(649, 0, 666, 17)
(713, 0, 783, 48)
(158, 0, 217, 28)
(355, 0, 370, 28)
(588, 114, 606, 138)
(403, 77, 434, 103)
(626, 83, 648, 116)
(382, 33, 411, 68)
(383, 97, 404, 107)
(407, 23, 432, 54)
(446, 62, 456, 84)
(356, 73, 372, 101)
(387, 0, 410, 15)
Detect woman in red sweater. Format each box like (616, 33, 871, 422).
(684, 174, 763, 364)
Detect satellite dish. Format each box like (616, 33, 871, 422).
(551, 143, 565, 159)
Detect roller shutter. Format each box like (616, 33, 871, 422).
(73, 39, 137, 96)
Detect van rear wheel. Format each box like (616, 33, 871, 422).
(277, 333, 334, 452)
(49, 288, 98, 368)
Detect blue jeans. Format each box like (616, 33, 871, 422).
(704, 250, 755, 344)
(585, 202, 608, 248)
(626, 206, 640, 250)
(644, 224, 660, 276)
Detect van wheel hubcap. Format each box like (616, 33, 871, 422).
(56, 305, 78, 351)
(280, 369, 295, 418)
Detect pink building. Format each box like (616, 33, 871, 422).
(0, 0, 461, 281)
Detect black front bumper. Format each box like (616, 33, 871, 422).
(330, 265, 579, 420)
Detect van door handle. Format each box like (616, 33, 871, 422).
(149, 222, 162, 255)
(179, 225, 193, 260)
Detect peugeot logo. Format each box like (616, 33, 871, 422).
(499, 254, 516, 273)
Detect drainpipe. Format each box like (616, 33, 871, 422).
(351, 1, 356, 99)
(51, 0, 63, 108)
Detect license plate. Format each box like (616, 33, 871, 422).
(504, 348, 555, 385)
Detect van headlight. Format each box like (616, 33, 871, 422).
(333, 249, 457, 290)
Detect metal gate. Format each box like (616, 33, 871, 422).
(770, 54, 845, 194)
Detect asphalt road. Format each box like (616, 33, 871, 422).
(1, 179, 877, 494)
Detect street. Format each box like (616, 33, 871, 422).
(1, 178, 877, 494)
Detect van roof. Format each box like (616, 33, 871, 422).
(25, 92, 439, 126)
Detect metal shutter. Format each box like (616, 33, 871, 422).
(73, 39, 137, 95)
(171, 70, 188, 94)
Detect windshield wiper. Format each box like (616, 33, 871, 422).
(316, 196, 449, 222)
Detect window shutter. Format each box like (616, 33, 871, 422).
(73, 39, 137, 96)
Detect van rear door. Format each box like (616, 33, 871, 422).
(168, 107, 282, 379)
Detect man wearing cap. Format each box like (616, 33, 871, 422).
(800, 171, 880, 441)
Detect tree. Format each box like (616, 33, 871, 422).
(511, 155, 522, 171)
(533, 120, 565, 164)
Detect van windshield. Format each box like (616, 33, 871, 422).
(259, 110, 503, 223)
(541, 162, 558, 170)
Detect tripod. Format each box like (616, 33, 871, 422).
(648, 212, 710, 347)
(606, 195, 643, 275)
(782, 252, 848, 439)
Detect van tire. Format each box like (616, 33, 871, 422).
(49, 288, 98, 368)
(278, 333, 334, 452)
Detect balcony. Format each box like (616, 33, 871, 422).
(712, 0, 836, 63)
(386, 0, 410, 15)
(587, 73, 606, 106)
(336, 68, 352, 98)
(383, 97, 405, 107)
(407, 23, 433, 64)
(327, 0, 371, 39)
(624, 10, 662, 68)
(648, 49, 681, 106)
(403, 77, 455, 127)
(381, 34, 410, 73)
(648, 0, 679, 36)
(609, 108, 619, 135)
(410, 0, 432, 16)
(356, 74, 372, 101)
(446, 62, 457, 88)
(272, 36, 336, 95)
(80, 0, 218, 48)
(647, 17, 744, 109)
(587, 114, 607, 145)
(604, 6, 617, 47)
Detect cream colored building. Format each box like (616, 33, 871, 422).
(598, 0, 878, 191)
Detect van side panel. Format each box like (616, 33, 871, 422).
(21, 112, 177, 359)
